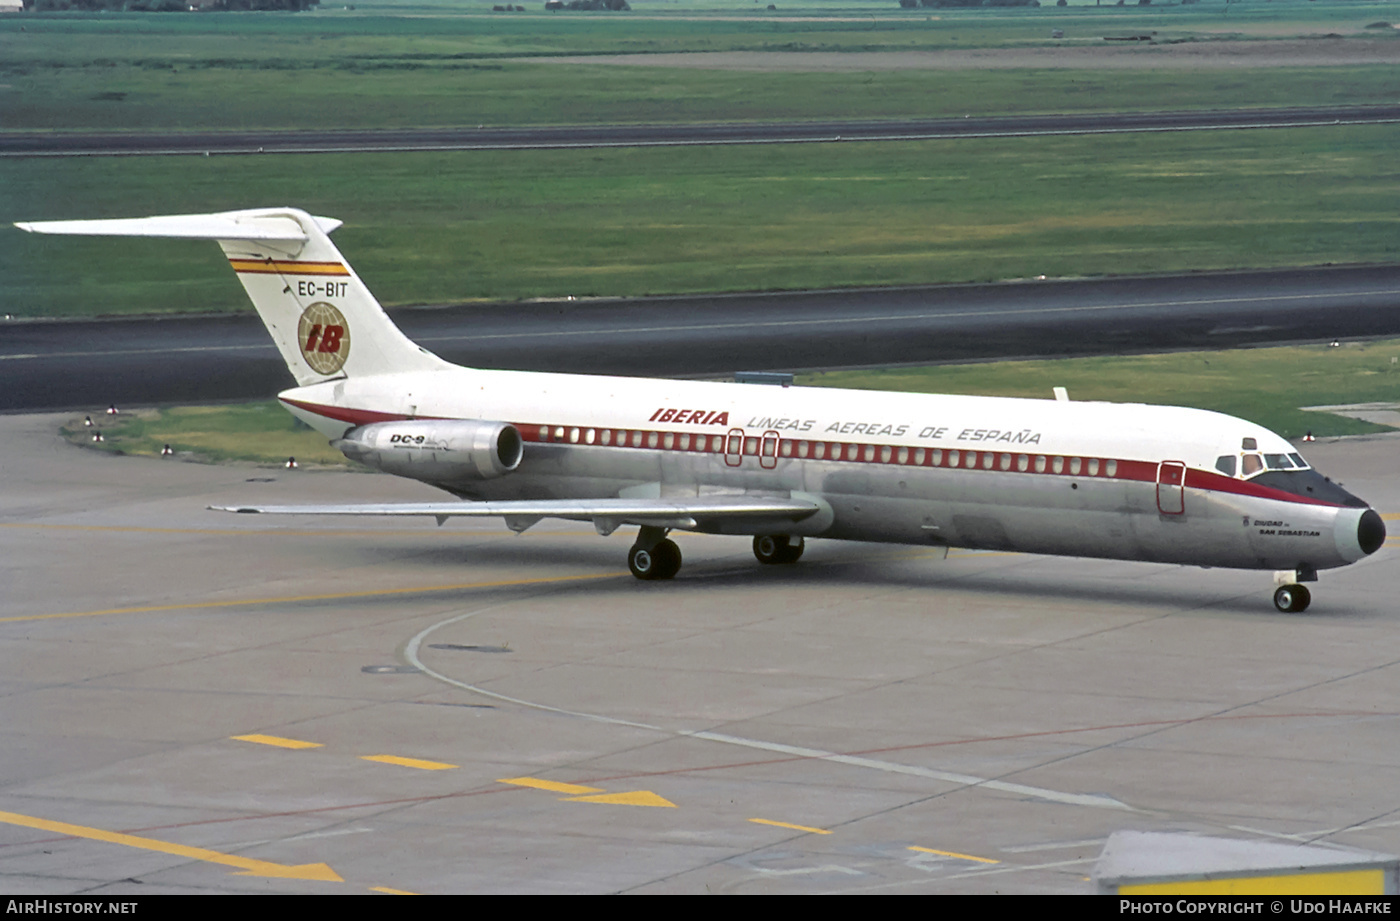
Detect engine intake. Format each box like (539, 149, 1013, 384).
(336, 419, 523, 483)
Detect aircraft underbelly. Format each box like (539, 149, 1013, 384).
(451, 446, 1346, 571)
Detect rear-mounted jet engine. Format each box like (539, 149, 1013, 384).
(335, 420, 523, 485)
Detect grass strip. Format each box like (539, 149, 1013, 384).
(7, 125, 1399, 317)
(61, 402, 352, 466)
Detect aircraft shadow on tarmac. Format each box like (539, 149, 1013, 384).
(312, 534, 1376, 619)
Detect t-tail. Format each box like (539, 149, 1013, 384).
(15, 208, 445, 385)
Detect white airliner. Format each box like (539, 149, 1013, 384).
(17, 208, 1386, 612)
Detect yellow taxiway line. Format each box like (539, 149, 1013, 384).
(498, 777, 604, 795)
(0, 809, 342, 882)
(499, 777, 675, 806)
(0, 571, 621, 624)
(232, 734, 323, 750)
(908, 845, 1000, 864)
(562, 791, 676, 807)
(361, 755, 458, 771)
(748, 818, 832, 835)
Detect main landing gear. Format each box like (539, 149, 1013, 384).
(753, 534, 805, 565)
(1273, 568, 1317, 613)
(626, 529, 806, 580)
(628, 534, 682, 581)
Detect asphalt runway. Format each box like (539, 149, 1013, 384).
(6, 107, 1399, 157)
(5, 264, 1400, 413)
(2, 413, 1396, 894)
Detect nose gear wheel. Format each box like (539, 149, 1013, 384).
(1273, 584, 1311, 613)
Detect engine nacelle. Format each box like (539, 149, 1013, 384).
(336, 419, 523, 483)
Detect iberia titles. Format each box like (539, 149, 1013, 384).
(648, 408, 730, 425)
(648, 407, 1043, 445)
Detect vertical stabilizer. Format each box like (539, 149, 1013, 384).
(16, 208, 446, 386)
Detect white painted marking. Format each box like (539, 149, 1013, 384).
(998, 837, 1107, 854)
(826, 856, 1098, 894)
(416, 288, 1400, 347)
(404, 606, 1133, 812)
(745, 864, 864, 878)
(689, 731, 1129, 810)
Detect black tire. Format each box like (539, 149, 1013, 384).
(754, 535, 804, 565)
(629, 544, 658, 580)
(778, 535, 805, 564)
(1273, 584, 1311, 613)
(753, 535, 783, 564)
(629, 539, 681, 580)
(651, 538, 682, 579)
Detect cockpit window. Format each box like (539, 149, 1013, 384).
(1233, 451, 1311, 479)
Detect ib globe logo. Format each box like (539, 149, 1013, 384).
(297, 302, 351, 375)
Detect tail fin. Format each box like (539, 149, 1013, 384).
(16, 208, 445, 386)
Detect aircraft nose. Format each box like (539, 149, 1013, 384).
(1358, 508, 1386, 556)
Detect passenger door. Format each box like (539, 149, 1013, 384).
(1157, 461, 1186, 515)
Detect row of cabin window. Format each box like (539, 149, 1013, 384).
(781, 440, 1118, 477)
(536, 425, 1119, 478)
(540, 425, 722, 451)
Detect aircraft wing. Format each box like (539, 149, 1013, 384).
(210, 495, 823, 535)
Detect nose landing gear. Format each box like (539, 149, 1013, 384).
(1273, 568, 1317, 613)
(1273, 584, 1311, 613)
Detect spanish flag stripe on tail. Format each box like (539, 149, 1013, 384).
(229, 259, 350, 276)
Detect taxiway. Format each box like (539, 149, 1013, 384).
(1, 413, 1397, 893)
(6, 264, 1400, 412)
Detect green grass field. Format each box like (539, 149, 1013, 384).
(3, 0, 1398, 317)
(61, 402, 353, 465)
(4, 3, 1399, 131)
(6, 124, 1399, 315)
(65, 338, 1400, 467)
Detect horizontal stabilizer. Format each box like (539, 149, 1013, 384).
(15, 207, 441, 388)
(15, 210, 342, 242)
(211, 496, 821, 532)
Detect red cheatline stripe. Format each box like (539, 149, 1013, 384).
(1187, 466, 1337, 507)
(229, 259, 350, 276)
(280, 398, 407, 426)
(282, 399, 1345, 509)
